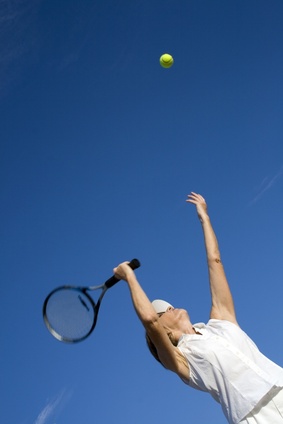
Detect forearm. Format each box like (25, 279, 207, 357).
(199, 214, 222, 263)
(187, 193, 220, 262)
(200, 215, 235, 318)
(125, 272, 157, 326)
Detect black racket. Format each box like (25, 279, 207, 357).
(43, 259, 140, 343)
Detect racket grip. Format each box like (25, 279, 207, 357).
(105, 259, 141, 289)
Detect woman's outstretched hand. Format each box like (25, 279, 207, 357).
(186, 192, 208, 222)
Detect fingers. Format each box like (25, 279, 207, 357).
(113, 263, 124, 277)
(186, 192, 206, 204)
(113, 262, 133, 280)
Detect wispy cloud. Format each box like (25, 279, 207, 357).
(0, 0, 41, 93)
(34, 388, 73, 424)
(249, 165, 283, 206)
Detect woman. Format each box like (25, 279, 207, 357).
(114, 192, 283, 424)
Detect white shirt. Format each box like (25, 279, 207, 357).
(177, 319, 283, 424)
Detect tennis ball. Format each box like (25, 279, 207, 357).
(160, 53, 174, 68)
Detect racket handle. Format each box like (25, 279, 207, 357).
(105, 259, 141, 288)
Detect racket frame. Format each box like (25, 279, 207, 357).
(43, 283, 108, 343)
(43, 259, 140, 343)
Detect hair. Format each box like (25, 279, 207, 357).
(145, 331, 177, 367)
(145, 332, 163, 366)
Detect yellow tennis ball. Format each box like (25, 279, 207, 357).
(160, 53, 174, 68)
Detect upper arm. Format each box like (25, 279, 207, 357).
(208, 259, 238, 324)
(146, 320, 190, 379)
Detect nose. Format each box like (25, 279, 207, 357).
(167, 306, 174, 311)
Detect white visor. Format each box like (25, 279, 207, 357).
(152, 299, 173, 314)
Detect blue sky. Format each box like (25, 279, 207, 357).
(1, 1, 283, 423)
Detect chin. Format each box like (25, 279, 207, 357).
(177, 308, 190, 320)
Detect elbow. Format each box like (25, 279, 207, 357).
(207, 254, 222, 265)
(145, 312, 159, 327)
(143, 312, 161, 334)
(141, 310, 159, 327)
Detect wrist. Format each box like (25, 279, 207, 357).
(199, 214, 210, 224)
(125, 269, 136, 283)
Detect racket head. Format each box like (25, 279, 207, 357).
(43, 286, 100, 343)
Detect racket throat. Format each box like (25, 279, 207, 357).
(78, 294, 90, 311)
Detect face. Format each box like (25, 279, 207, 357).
(158, 306, 191, 332)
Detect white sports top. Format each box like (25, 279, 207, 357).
(177, 319, 283, 424)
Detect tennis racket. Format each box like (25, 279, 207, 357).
(43, 259, 140, 343)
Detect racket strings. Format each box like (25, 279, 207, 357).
(44, 289, 96, 341)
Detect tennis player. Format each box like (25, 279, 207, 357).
(114, 192, 283, 424)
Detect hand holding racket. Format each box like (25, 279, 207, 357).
(43, 259, 141, 343)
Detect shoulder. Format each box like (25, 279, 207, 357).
(206, 319, 254, 344)
(207, 318, 240, 329)
(208, 315, 239, 328)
